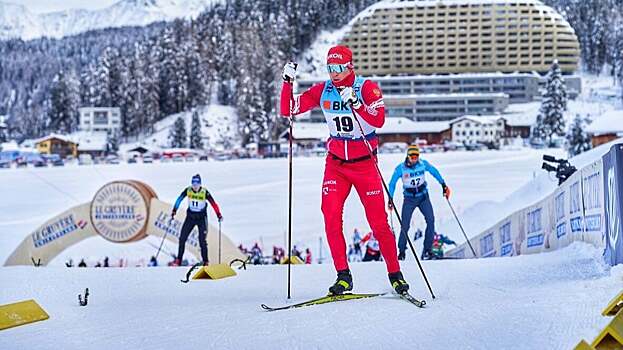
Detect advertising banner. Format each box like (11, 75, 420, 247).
(5, 180, 244, 266)
(4, 203, 97, 265)
(603, 144, 623, 266)
(447, 144, 623, 265)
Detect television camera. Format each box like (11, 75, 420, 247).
(542, 154, 577, 186)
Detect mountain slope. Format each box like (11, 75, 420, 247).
(0, 0, 219, 40)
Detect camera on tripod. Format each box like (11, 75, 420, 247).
(542, 154, 577, 186)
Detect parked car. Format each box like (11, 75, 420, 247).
(465, 142, 486, 151)
(51, 158, 64, 167)
(142, 155, 153, 163)
(0, 159, 10, 169)
(213, 153, 231, 161)
(78, 154, 93, 165)
(160, 156, 171, 163)
(198, 154, 209, 161)
(172, 154, 184, 162)
(127, 157, 137, 164)
(32, 157, 47, 167)
(44, 154, 64, 166)
(15, 157, 27, 168)
(379, 142, 408, 154)
(530, 139, 546, 149)
(443, 141, 465, 152)
(42, 154, 58, 164)
(105, 155, 120, 164)
(184, 154, 196, 162)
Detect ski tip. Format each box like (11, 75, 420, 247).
(260, 304, 274, 311)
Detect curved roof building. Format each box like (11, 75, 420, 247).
(341, 0, 579, 75)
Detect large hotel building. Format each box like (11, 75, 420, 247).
(343, 0, 579, 75)
(296, 0, 581, 126)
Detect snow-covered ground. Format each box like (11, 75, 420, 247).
(0, 242, 620, 350)
(0, 147, 569, 266)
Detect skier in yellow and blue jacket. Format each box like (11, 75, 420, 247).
(171, 174, 222, 266)
(388, 145, 451, 260)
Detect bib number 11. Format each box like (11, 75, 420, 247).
(333, 116, 354, 132)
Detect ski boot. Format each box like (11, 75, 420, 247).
(388, 271, 410, 295)
(421, 249, 433, 260)
(328, 269, 353, 295)
(397, 250, 406, 261)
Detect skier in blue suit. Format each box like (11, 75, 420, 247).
(388, 144, 451, 260)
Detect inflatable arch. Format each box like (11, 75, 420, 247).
(4, 180, 244, 266)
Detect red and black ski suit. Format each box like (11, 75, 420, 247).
(280, 73, 401, 274)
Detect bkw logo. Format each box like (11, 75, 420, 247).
(322, 100, 350, 111)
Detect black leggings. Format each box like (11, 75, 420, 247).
(178, 212, 208, 263)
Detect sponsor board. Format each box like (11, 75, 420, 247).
(556, 223, 566, 239)
(603, 144, 623, 266)
(527, 234, 544, 247)
(500, 243, 513, 257)
(31, 214, 85, 248)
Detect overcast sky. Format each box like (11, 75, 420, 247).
(5, 0, 118, 14)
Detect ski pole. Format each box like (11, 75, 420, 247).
(287, 67, 297, 300)
(155, 218, 174, 261)
(345, 98, 436, 299)
(446, 198, 478, 258)
(218, 220, 222, 264)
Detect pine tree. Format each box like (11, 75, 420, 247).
(106, 130, 120, 155)
(533, 61, 568, 147)
(236, 20, 270, 145)
(48, 69, 81, 134)
(168, 116, 187, 148)
(158, 23, 189, 116)
(189, 110, 204, 150)
(566, 114, 592, 156)
(0, 116, 7, 143)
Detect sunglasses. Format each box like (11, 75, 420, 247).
(408, 154, 420, 159)
(327, 64, 349, 74)
(191, 181, 201, 185)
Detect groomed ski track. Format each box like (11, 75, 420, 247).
(1, 243, 620, 350)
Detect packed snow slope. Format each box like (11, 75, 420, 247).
(0, 148, 565, 265)
(0, 243, 620, 350)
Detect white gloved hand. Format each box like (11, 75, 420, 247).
(339, 87, 362, 109)
(282, 62, 297, 83)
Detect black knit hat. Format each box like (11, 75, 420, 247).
(191, 174, 201, 184)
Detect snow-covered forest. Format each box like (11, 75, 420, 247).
(543, 0, 623, 75)
(0, 0, 377, 142)
(0, 0, 622, 144)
